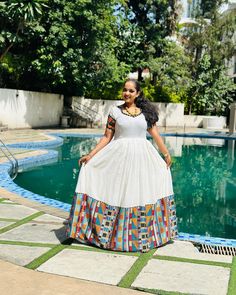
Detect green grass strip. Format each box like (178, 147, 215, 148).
(0, 198, 5, 203)
(118, 248, 156, 288)
(227, 256, 236, 295)
(69, 244, 140, 257)
(0, 240, 56, 248)
(25, 244, 68, 270)
(131, 286, 189, 295)
(0, 218, 20, 222)
(153, 254, 232, 268)
(0, 212, 44, 235)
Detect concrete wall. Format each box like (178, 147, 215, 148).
(72, 97, 185, 127)
(184, 115, 227, 128)
(74, 97, 227, 129)
(0, 88, 63, 128)
(2, 88, 227, 129)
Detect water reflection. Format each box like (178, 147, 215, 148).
(162, 136, 236, 239)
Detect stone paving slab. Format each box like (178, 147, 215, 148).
(37, 249, 138, 285)
(0, 223, 67, 244)
(32, 214, 65, 223)
(0, 244, 50, 266)
(1, 260, 152, 295)
(155, 240, 233, 263)
(0, 221, 14, 229)
(132, 259, 230, 295)
(0, 204, 38, 219)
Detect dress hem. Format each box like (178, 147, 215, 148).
(66, 192, 178, 253)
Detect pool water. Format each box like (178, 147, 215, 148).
(14, 136, 236, 239)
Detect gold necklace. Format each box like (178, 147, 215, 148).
(124, 106, 141, 117)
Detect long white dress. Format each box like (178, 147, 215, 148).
(66, 104, 178, 252)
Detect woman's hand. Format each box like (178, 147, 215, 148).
(164, 154, 172, 168)
(78, 154, 92, 165)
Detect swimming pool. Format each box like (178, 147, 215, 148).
(13, 135, 236, 240)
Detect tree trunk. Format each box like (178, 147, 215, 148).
(0, 43, 14, 61)
(152, 73, 157, 85)
(0, 21, 22, 62)
(137, 67, 143, 81)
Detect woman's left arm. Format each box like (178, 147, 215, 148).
(148, 124, 172, 168)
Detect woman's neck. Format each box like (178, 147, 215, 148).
(124, 102, 136, 108)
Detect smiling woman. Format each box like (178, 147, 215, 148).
(65, 79, 178, 253)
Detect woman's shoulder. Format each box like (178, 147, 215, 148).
(109, 104, 124, 118)
(112, 104, 124, 110)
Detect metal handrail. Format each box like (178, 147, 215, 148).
(73, 105, 93, 120)
(0, 138, 19, 180)
(72, 101, 103, 127)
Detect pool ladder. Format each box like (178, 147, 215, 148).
(0, 138, 19, 180)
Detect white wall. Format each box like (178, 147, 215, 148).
(184, 115, 227, 128)
(0, 88, 63, 128)
(72, 97, 185, 127)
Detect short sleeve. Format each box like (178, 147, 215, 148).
(106, 106, 116, 131)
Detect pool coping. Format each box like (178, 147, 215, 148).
(1, 131, 236, 248)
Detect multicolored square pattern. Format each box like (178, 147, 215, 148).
(66, 193, 178, 252)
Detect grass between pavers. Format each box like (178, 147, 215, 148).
(0, 240, 140, 257)
(25, 244, 68, 269)
(153, 254, 232, 268)
(0, 212, 44, 235)
(118, 248, 156, 288)
(227, 256, 236, 295)
(131, 287, 189, 295)
(0, 218, 20, 222)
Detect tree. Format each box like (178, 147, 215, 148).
(187, 53, 235, 115)
(0, 0, 130, 97)
(148, 41, 191, 93)
(0, 0, 47, 61)
(179, 0, 236, 114)
(116, 0, 181, 80)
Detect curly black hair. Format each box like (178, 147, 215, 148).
(123, 78, 159, 129)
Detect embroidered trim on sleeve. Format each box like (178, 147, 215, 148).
(106, 114, 116, 131)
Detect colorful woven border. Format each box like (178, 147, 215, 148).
(66, 193, 178, 252)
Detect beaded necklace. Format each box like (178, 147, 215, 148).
(123, 106, 142, 117)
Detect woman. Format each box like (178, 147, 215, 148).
(66, 78, 178, 252)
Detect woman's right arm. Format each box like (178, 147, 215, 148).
(78, 128, 114, 165)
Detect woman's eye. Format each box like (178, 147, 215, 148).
(123, 89, 135, 93)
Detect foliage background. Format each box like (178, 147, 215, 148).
(0, 0, 235, 115)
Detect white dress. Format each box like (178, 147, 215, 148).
(66, 104, 178, 252)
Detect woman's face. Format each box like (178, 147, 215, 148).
(122, 81, 140, 105)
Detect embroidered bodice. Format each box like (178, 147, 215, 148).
(106, 105, 148, 140)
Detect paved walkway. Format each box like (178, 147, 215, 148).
(0, 128, 235, 295)
(0, 198, 234, 295)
